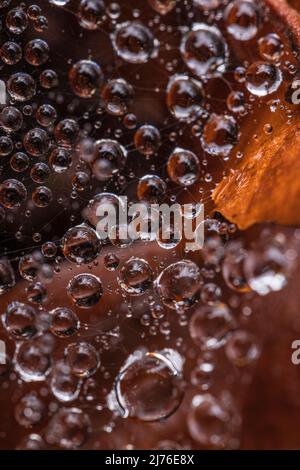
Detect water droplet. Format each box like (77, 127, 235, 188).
(113, 349, 184, 421)
(118, 257, 153, 295)
(201, 114, 239, 157)
(167, 147, 200, 186)
(155, 260, 202, 310)
(189, 303, 236, 349)
(225, 0, 259, 41)
(181, 24, 228, 77)
(24, 38, 49, 66)
(0, 178, 27, 208)
(15, 393, 45, 427)
(7, 72, 36, 101)
(66, 342, 100, 378)
(134, 125, 161, 156)
(4, 301, 37, 339)
(45, 408, 91, 449)
(102, 78, 134, 116)
(67, 273, 103, 307)
(167, 74, 205, 122)
(245, 62, 282, 97)
(69, 60, 104, 98)
(137, 174, 166, 202)
(225, 330, 260, 367)
(112, 21, 157, 64)
(50, 307, 79, 337)
(62, 224, 100, 264)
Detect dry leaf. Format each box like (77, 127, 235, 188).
(213, 123, 300, 229)
(212, 0, 300, 230)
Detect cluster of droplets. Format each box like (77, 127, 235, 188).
(0, 0, 298, 450)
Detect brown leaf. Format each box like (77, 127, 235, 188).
(212, 0, 300, 230)
(213, 123, 300, 229)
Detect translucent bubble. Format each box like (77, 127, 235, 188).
(112, 21, 157, 64)
(45, 408, 91, 449)
(50, 307, 79, 338)
(78, 0, 106, 30)
(26, 281, 47, 304)
(137, 174, 166, 203)
(67, 273, 103, 307)
(201, 282, 222, 304)
(1, 41, 22, 64)
(36, 104, 57, 127)
(66, 342, 100, 378)
(166, 74, 205, 122)
(167, 147, 200, 186)
(91, 139, 127, 181)
(104, 252, 119, 271)
(33, 15, 48, 32)
(39, 69, 58, 89)
(118, 257, 153, 295)
(7, 72, 36, 101)
(42, 241, 57, 258)
(19, 253, 41, 281)
(50, 361, 81, 402)
(10, 152, 29, 172)
(181, 24, 228, 77)
(4, 301, 37, 339)
(188, 394, 230, 447)
(72, 171, 89, 191)
(0, 258, 15, 294)
(245, 62, 282, 97)
(55, 119, 79, 147)
(244, 242, 294, 295)
(15, 340, 51, 382)
(102, 78, 134, 116)
(32, 186, 53, 207)
(0, 136, 14, 156)
(123, 113, 137, 129)
(85, 192, 124, 227)
(0, 178, 27, 208)
(227, 91, 245, 115)
(259, 33, 284, 61)
(225, 330, 260, 367)
(69, 60, 104, 98)
(155, 260, 202, 310)
(113, 349, 184, 421)
(15, 393, 45, 428)
(30, 162, 50, 183)
(156, 218, 182, 250)
(23, 128, 50, 156)
(222, 241, 250, 293)
(190, 358, 215, 389)
(17, 433, 45, 450)
(134, 125, 161, 156)
(27, 5, 42, 20)
(189, 303, 236, 349)
(225, 0, 259, 41)
(6, 8, 28, 35)
(201, 114, 239, 157)
(107, 3, 121, 20)
(148, 0, 177, 14)
(24, 38, 49, 66)
(49, 147, 72, 173)
(62, 225, 100, 264)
